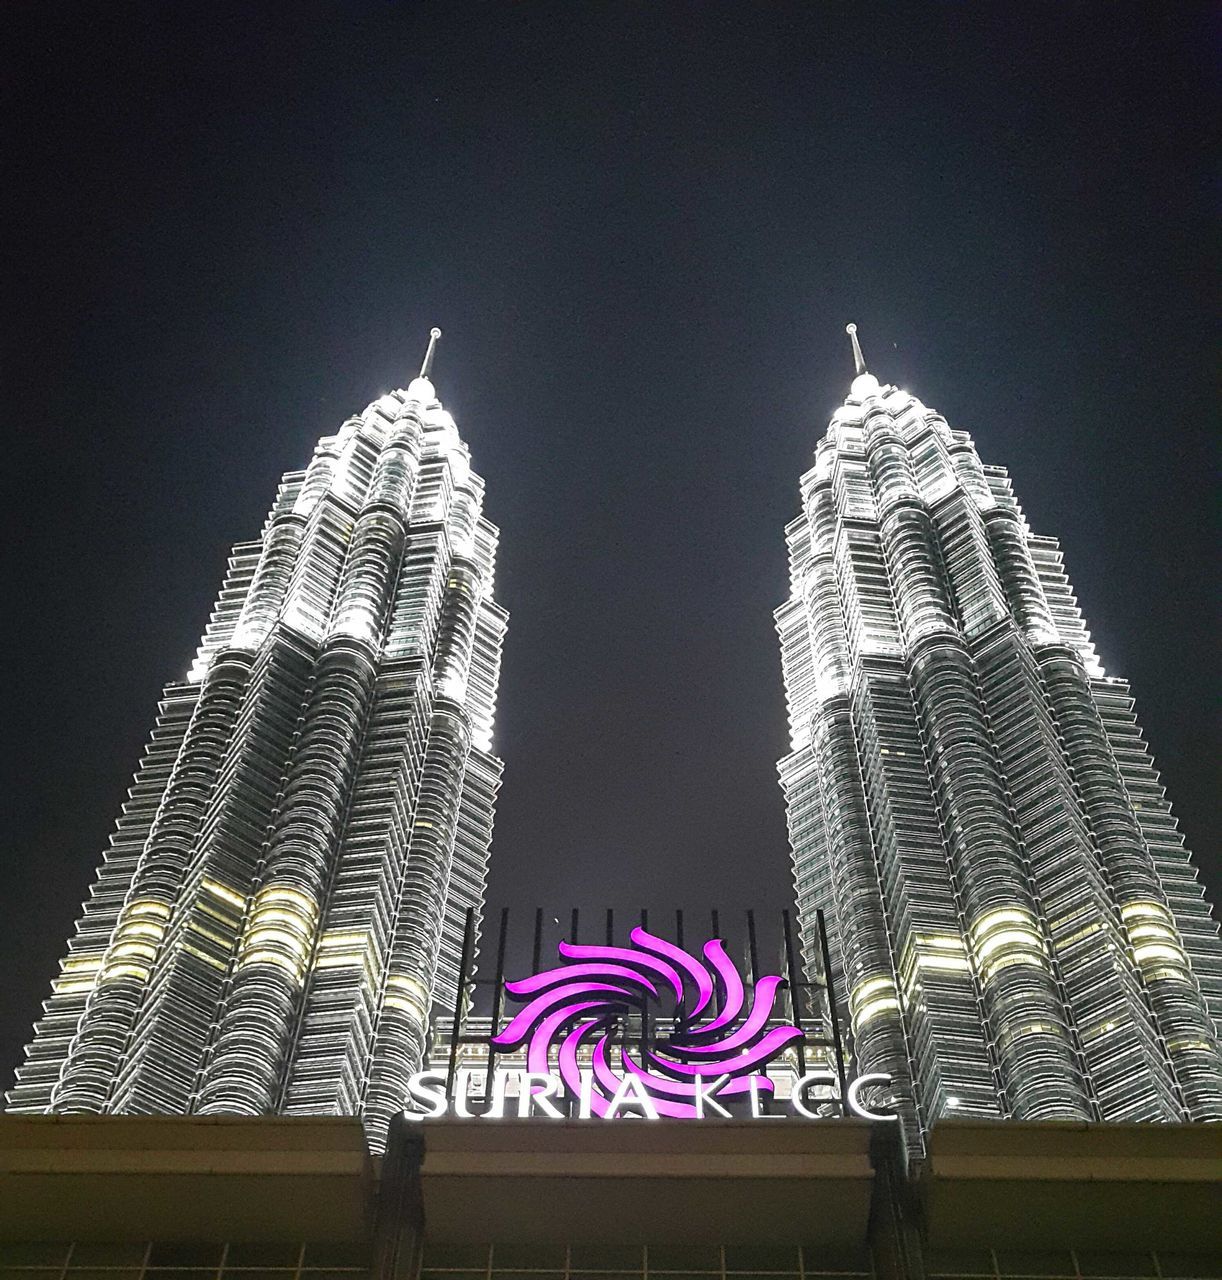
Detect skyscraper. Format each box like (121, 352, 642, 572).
(7, 333, 507, 1150)
(776, 326, 1222, 1143)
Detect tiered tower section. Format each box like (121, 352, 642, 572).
(8, 350, 507, 1151)
(777, 329, 1222, 1145)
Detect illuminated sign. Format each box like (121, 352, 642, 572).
(404, 927, 895, 1122)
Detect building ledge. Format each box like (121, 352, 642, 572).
(0, 1115, 373, 1242)
(918, 1120, 1222, 1251)
(416, 1118, 878, 1244)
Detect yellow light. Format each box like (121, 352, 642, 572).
(187, 920, 231, 948)
(975, 926, 1044, 965)
(179, 942, 227, 971)
(850, 975, 901, 1028)
(201, 878, 246, 911)
(111, 941, 157, 962)
(241, 948, 302, 976)
(101, 963, 152, 983)
(243, 927, 311, 957)
(100, 901, 170, 985)
(314, 929, 378, 981)
(126, 899, 170, 920)
(237, 885, 320, 981)
(254, 885, 319, 915)
(384, 973, 430, 1022)
(1127, 922, 1176, 943)
(980, 951, 1047, 983)
(122, 921, 166, 942)
(52, 978, 97, 995)
(1120, 901, 1172, 923)
(1057, 921, 1103, 947)
(970, 907, 1036, 941)
(917, 954, 971, 972)
(318, 931, 370, 949)
(250, 907, 310, 931)
(54, 955, 103, 994)
(855, 995, 901, 1027)
(1132, 943, 1185, 967)
(922, 934, 967, 951)
(899, 936, 973, 993)
(852, 976, 897, 1002)
(1144, 967, 1191, 984)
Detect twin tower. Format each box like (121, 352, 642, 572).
(9, 329, 1222, 1148)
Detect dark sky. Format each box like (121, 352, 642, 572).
(3, 2, 1218, 1088)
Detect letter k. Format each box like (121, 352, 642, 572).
(694, 1074, 732, 1118)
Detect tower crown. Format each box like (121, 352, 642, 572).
(845, 323, 880, 399)
(407, 327, 443, 402)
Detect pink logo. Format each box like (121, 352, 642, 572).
(491, 927, 804, 1117)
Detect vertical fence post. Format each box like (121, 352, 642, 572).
(746, 909, 760, 988)
(781, 908, 809, 1078)
(483, 907, 510, 1107)
(817, 907, 849, 1111)
(446, 907, 476, 1095)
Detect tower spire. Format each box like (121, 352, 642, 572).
(846, 323, 866, 376)
(420, 327, 442, 379)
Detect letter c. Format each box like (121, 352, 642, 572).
(846, 1072, 898, 1122)
(791, 1069, 838, 1119)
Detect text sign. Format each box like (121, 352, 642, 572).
(404, 927, 897, 1122)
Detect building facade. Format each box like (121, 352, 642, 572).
(2, 1113, 1219, 1278)
(7, 336, 507, 1150)
(776, 326, 1222, 1144)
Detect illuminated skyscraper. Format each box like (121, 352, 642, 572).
(8, 332, 507, 1150)
(777, 326, 1222, 1142)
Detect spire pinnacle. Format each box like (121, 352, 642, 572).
(846, 323, 866, 376)
(420, 327, 442, 379)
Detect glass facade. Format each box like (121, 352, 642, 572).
(4, 1243, 1215, 1280)
(924, 1250, 1221, 1280)
(776, 355, 1222, 1145)
(6, 370, 507, 1151)
(419, 1242, 872, 1280)
(412, 1245, 1222, 1280)
(0, 1242, 370, 1280)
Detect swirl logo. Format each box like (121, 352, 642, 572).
(491, 927, 804, 1117)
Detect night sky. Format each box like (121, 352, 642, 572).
(3, 2, 1218, 1089)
